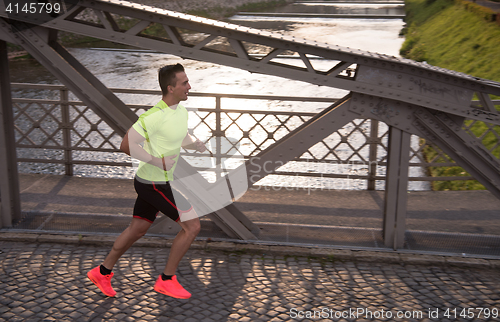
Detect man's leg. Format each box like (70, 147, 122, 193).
(163, 212, 201, 275)
(88, 218, 152, 297)
(154, 209, 200, 299)
(103, 217, 152, 269)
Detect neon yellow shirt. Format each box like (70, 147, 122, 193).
(132, 100, 188, 183)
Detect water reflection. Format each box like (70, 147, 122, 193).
(256, 2, 405, 15)
(8, 3, 427, 190)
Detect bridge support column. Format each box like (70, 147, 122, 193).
(383, 126, 411, 249)
(0, 40, 21, 228)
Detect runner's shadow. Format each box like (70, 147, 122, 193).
(141, 248, 253, 321)
(86, 297, 117, 321)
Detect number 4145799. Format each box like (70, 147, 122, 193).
(444, 308, 499, 319)
(5, 2, 62, 14)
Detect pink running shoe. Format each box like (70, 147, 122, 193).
(154, 275, 191, 299)
(87, 266, 116, 297)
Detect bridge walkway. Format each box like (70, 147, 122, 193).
(1, 237, 499, 321)
(9, 173, 500, 257)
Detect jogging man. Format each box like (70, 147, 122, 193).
(87, 63, 206, 299)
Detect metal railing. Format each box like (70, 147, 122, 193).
(11, 83, 498, 190)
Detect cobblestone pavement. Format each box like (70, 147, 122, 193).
(1, 241, 499, 322)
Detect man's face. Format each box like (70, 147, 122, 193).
(169, 71, 191, 103)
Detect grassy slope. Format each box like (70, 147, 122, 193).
(401, 0, 500, 190)
(402, 0, 500, 81)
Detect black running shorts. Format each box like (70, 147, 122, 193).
(133, 177, 193, 223)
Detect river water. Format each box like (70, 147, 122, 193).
(10, 2, 428, 190)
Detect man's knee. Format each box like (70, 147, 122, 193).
(182, 218, 201, 237)
(129, 219, 151, 239)
(134, 228, 148, 239)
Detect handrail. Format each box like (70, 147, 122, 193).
(12, 83, 497, 104)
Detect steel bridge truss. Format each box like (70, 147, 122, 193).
(1, 0, 500, 248)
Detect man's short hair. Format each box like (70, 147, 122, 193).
(158, 63, 185, 96)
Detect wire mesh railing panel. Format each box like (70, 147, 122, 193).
(12, 83, 498, 189)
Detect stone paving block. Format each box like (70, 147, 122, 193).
(0, 232, 39, 243)
(37, 234, 81, 244)
(207, 241, 236, 251)
(309, 248, 353, 259)
(489, 259, 500, 268)
(189, 240, 207, 249)
(235, 243, 270, 254)
(352, 250, 400, 263)
(80, 235, 116, 246)
(444, 256, 491, 268)
(399, 254, 445, 265)
(133, 237, 166, 248)
(269, 246, 311, 256)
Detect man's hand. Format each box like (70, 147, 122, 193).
(194, 139, 207, 153)
(161, 154, 178, 171)
(182, 133, 207, 152)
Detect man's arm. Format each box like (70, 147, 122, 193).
(120, 127, 177, 171)
(181, 132, 207, 152)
